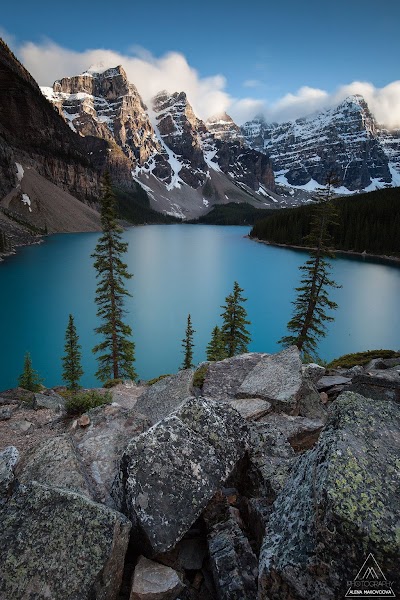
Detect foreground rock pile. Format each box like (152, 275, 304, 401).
(0, 346, 399, 599)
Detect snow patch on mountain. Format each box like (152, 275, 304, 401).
(21, 193, 32, 212)
(15, 163, 24, 183)
(204, 148, 221, 172)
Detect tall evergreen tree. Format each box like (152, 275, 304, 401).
(220, 281, 251, 357)
(181, 314, 195, 369)
(62, 314, 83, 391)
(206, 325, 227, 361)
(18, 352, 43, 392)
(279, 174, 341, 357)
(92, 173, 136, 383)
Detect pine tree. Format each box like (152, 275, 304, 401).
(279, 174, 341, 358)
(92, 173, 136, 383)
(181, 314, 195, 370)
(18, 352, 43, 392)
(206, 325, 227, 361)
(62, 314, 83, 391)
(220, 281, 251, 357)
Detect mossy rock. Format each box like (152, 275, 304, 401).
(327, 349, 400, 369)
(259, 391, 400, 599)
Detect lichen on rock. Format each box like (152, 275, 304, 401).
(258, 391, 400, 599)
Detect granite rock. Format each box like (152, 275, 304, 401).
(0, 446, 19, 503)
(202, 353, 268, 402)
(114, 397, 249, 555)
(18, 434, 94, 499)
(0, 481, 131, 600)
(316, 375, 352, 390)
(34, 391, 66, 411)
(301, 363, 326, 383)
(207, 516, 258, 600)
(228, 398, 272, 420)
(73, 404, 149, 507)
(237, 347, 303, 413)
(134, 369, 194, 425)
(130, 556, 184, 600)
(258, 392, 400, 599)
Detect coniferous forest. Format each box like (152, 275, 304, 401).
(250, 187, 400, 256)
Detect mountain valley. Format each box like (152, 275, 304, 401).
(0, 36, 399, 257)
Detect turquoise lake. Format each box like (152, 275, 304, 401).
(1, 224, 399, 390)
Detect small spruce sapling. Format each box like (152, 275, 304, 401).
(206, 325, 227, 361)
(18, 352, 43, 392)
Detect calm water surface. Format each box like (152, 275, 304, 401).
(1, 225, 399, 389)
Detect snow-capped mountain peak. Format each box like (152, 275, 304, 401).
(41, 69, 278, 218)
(206, 112, 244, 143)
(241, 94, 399, 192)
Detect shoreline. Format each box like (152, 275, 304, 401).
(0, 237, 43, 263)
(248, 236, 400, 265)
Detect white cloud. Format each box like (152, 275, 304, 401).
(17, 40, 231, 121)
(270, 86, 329, 121)
(230, 82, 400, 128)
(11, 37, 400, 128)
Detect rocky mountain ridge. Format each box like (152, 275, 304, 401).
(0, 41, 129, 252)
(42, 66, 280, 219)
(241, 94, 400, 194)
(1, 347, 399, 599)
(206, 112, 244, 143)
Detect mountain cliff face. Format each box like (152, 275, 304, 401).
(0, 39, 106, 250)
(206, 113, 244, 143)
(152, 91, 276, 196)
(43, 68, 278, 216)
(241, 95, 400, 192)
(43, 66, 171, 181)
(152, 90, 208, 188)
(0, 40, 101, 203)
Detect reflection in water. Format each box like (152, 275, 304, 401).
(0, 225, 399, 389)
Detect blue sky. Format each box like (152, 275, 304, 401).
(2, 0, 400, 124)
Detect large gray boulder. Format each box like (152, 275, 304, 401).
(249, 414, 324, 500)
(237, 347, 324, 417)
(0, 481, 131, 600)
(73, 404, 149, 507)
(18, 434, 94, 499)
(34, 391, 66, 412)
(346, 371, 400, 403)
(134, 369, 194, 424)
(114, 397, 249, 555)
(202, 353, 268, 401)
(258, 392, 400, 599)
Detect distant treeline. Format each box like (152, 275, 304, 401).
(250, 187, 400, 256)
(190, 202, 275, 225)
(114, 185, 180, 225)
